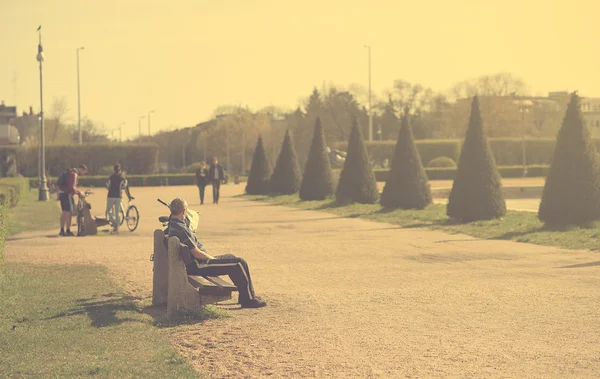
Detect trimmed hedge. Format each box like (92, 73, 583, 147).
(427, 156, 457, 168)
(334, 140, 462, 167)
(0, 143, 160, 177)
(31, 174, 247, 189)
(369, 165, 550, 182)
(0, 177, 30, 267)
(335, 138, 600, 168)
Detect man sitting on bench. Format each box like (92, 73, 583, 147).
(167, 198, 267, 309)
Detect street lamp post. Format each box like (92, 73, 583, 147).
(147, 110, 154, 135)
(119, 122, 124, 142)
(138, 116, 145, 140)
(364, 45, 373, 141)
(37, 26, 49, 201)
(36, 28, 49, 199)
(77, 46, 84, 145)
(226, 122, 231, 173)
(520, 101, 529, 177)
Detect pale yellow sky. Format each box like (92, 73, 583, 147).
(2, 0, 599, 139)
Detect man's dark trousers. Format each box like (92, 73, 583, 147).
(186, 254, 256, 303)
(212, 180, 221, 204)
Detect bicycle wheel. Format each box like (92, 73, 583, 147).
(126, 205, 139, 232)
(119, 205, 125, 226)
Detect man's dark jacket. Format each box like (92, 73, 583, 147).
(208, 164, 225, 182)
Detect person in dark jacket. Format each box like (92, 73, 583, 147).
(195, 162, 208, 205)
(106, 164, 128, 234)
(208, 157, 225, 204)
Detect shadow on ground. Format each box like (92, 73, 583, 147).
(43, 292, 225, 328)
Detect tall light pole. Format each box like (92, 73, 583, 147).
(119, 122, 124, 142)
(147, 110, 154, 135)
(76, 46, 84, 144)
(37, 26, 49, 201)
(519, 97, 529, 177)
(364, 45, 373, 141)
(138, 116, 145, 140)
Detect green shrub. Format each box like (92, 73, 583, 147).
(539, 92, 600, 226)
(271, 130, 302, 195)
(334, 140, 462, 167)
(380, 115, 431, 209)
(335, 119, 379, 204)
(0, 177, 30, 268)
(300, 118, 335, 200)
(97, 165, 115, 176)
(0, 143, 159, 177)
(447, 97, 506, 221)
(245, 136, 272, 195)
(183, 162, 208, 174)
(427, 156, 457, 168)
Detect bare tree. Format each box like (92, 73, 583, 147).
(49, 96, 70, 143)
(387, 80, 434, 116)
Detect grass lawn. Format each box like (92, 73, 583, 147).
(0, 263, 203, 378)
(244, 194, 600, 252)
(8, 189, 61, 236)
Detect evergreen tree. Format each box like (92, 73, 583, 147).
(270, 130, 302, 195)
(335, 118, 379, 204)
(380, 115, 432, 209)
(299, 118, 334, 200)
(538, 92, 600, 225)
(447, 97, 506, 221)
(245, 136, 272, 195)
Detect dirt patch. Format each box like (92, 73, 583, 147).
(6, 184, 600, 378)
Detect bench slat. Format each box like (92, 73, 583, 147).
(188, 275, 234, 296)
(204, 276, 238, 291)
(188, 275, 217, 288)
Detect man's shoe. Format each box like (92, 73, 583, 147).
(64, 231, 75, 237)
(240, 298, 267, 309)
(59, 230, 65, 236)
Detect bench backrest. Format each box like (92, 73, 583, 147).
(163, 235, 193, 266)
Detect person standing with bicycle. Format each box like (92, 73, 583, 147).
(58, 164, 88, 236)
(106, 164, 128, 234)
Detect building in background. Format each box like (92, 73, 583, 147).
(0, 101, 21, 145)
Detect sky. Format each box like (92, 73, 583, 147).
(2, 0, 599, 139)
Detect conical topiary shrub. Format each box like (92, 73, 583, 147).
(380, 114, 432, 209)
(447, 96, 506, 221)
(538, 92, 600, 226)
(270, 130, 302, 195)
(245, 136, 272, 195)
(335, 118, 379, 204)
(299, 118, 334, 200)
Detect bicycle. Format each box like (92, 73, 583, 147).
(115, 197, 139, 232)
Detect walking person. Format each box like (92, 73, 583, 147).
(195, 162, 208, 205)
(57, 164, 88, 236)
(208, 157, 225, 204)
(106, 164, 128, 234)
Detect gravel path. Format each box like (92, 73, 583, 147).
(6, 184, 600, 378)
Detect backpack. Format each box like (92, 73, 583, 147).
(57, 168, 75, 188)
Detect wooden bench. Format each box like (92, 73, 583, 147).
(151, 230, 237, 320)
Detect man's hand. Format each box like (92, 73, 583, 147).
(191, 247, 215, 261)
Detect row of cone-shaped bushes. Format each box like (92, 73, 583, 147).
(246, 92, 599, 226)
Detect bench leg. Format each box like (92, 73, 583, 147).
(152, 230, 168, 306)
(167, 237, 204, 321)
